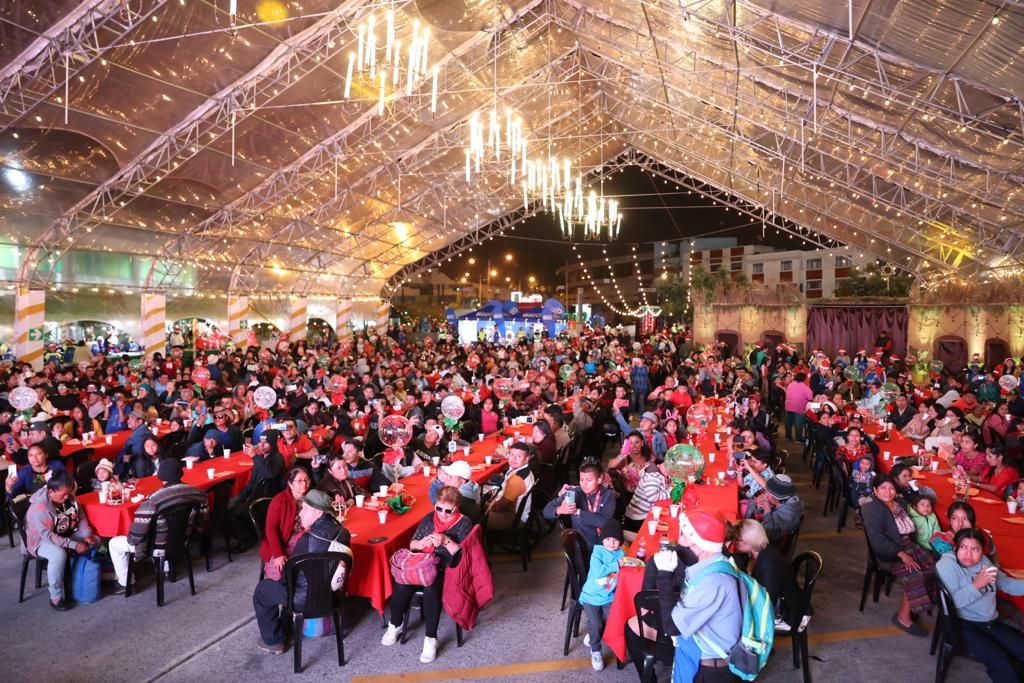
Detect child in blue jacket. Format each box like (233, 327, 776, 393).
(579, 519, 626, 671)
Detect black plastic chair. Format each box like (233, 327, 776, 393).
(249, 496, 273, 579)
(633, 589, 675, 683)
(160, 430, 187, 449)
(126, 502, 200, 606)
(75, 460, 99, 492)
(169, 441, 189, 462)
(203, 477, 236, 571)
(560, 529, 588, 655)
(397, 587, 466, 647)
(859, 531, 895, 611)
(790, 551, 823, 683)
(10, 498, 48, 602)
(560, 521, 590, 611)
(1, 496, 17, 548)
(933, 587, 969, 683)
(285, 551, 352, 674)
(482, 487, 535, 571)
(68, 447, 95, 473)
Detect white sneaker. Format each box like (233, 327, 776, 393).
(774, 616, 792, 633)
(591, 651, 604, 671)
(583, 633, 591, 647)
(380, 623, 401, 646)
(420, 636, 437, 663)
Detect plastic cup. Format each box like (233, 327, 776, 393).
(379, 485, 388, 497)
(708, 452, 716, 464)
(423, 465, 431, 477)
(883, 451, 891, 461)
(669, 504, 680, 518)
(99, 490, 107, 504)
(7, 464, 16, 478)
(485, 455, 493, 465)
(647, 520, 658, 535)
(377, 509, 388, 524)
(186, 459, 194, 470)
(207, 468, 215, 480)
(156, 418, 162, 426)
(431, 457, 440, 467)
(479, 434, 485, 442)
(105, 435, 113, 444)
(717, 471, 726, 481)
(912, 445, 920, 454)
(651, 506, 662, 520)
(931, 461, 939, 472)
(355, 494, 365, 508)
(1009, 500, 1018, 514)
(463, 446, 471, 457)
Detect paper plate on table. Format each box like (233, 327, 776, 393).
(971, 497, 1000, 505)
(622, 557, 646, 568)
(367, 537, 388, 544)
(1001, 517, 1024, 525)
(1003, 568, 1024, 579)
(967, 487, 980, 496)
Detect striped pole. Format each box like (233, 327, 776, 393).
(373, 300, 390, 334)
(228, 295, 249, 348)
(288, 297, 308, 342)
(140, 293, 166, 358)
(14, 287, 45, 369)
(336, 299, 353, 335)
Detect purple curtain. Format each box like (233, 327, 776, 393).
(806, 306, 908, 357)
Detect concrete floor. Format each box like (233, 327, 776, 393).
(0, 436, 988, 683)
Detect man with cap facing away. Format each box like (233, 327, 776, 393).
(428, 459, 481, 522)
(252, 489, 351, 655)
(107, 459, 209, 594)
(612, 406, 667, 460)
(652, 510, 742, 682)
(747, 473, 805, 545)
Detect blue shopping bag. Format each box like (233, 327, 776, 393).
(72, 548, 102, 604)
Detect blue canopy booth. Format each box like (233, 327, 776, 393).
(445, 298, 566, 344)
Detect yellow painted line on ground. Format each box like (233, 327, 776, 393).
(352, 625, 924, 682)
(351, 657, 594, 683)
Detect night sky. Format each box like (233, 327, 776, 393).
(439, 165, 815, 287)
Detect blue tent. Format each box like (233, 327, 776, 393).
(445, 298, 566, 341)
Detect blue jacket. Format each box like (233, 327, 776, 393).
(116, 424, 153, 478)
(630, 365, 651, 393)
(580, 545, 625, 607)
(614, 412, 667, 460)
(6, 461, 66, 500)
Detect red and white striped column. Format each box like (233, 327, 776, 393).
(288, 297, 308, 343)
(140, 293, 166, 358)
(336, 299, 352, 335)
(228, 295, 249, 348)
(373, 300, 390, 335)
(14, 287, 45, 369)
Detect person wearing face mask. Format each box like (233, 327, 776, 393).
(542, 462, 615, 549)
(936, 528, 1024, 682)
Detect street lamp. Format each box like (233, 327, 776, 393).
(504, 253, 514, 262)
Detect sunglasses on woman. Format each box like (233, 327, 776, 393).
(435, 505, 455, 515)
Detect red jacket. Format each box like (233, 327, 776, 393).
(442, 525, 494, 630)
(260, 489, 298, 562)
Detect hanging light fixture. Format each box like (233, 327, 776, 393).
(343, 10, 434, 116)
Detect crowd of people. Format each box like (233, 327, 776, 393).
(3, 321, 1024, 680)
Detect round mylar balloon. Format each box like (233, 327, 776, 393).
(8, 386, 38, 412)
(999, 374, 1018, 392)
(685, 403, 714, 435)
(193, 366, 211, 388)
(378, 414, 413, 449)
(206, 354, 219, 365)
(128, 357, 144, 372)
(559, 364, 574, 382)
(258, 348, 272, 362)
(881, 382, 900, 395)
(663, 443, 706, 482)
(327, 374, 345, 391)
(492, 377, 514, 401)
(317, 354, 330, 368)
(253, 386, 278, 410)
(467, 353, 481, 369)
(440, 394, 465, 420)
(844, 366, 863, 382)
(929, 359, 944, 374)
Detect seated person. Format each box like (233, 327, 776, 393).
(836, 427, 874, 466)
(316, 454, 366, 507)
(25, 471, 98, 610)
(5, 444, 66, 500)
(381, 486, 472, 663)
(935, 528, 1024, 682)
(973, 445, 1019, 498)
(731, 519, 806, 631)
(483, 442, 535, 531)
(906, 487, 940, 553)
(108, 459, 209, 592)
(745, 474, 804, 545)
(127, 435, 164, 479)
(89, 458, 115, 491)
(428, 460, 481, 522)
(542, 462, 615, 549)
(253, 489, 351, 654)
(339, 439, 374, 482)
(736, 450, 774, 499)
(622, 457, 670, 533)
(185, 429, 224, 463)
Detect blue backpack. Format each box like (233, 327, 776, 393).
(690, 557, 775, 680)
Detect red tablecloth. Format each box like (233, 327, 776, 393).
(603, 424, 739, 662)
(80, 453, 253, 537)
(344, 425, 529, 613)
(61, 424, 173, 463)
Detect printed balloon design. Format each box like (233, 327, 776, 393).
(378, 414, 413, 449)
(253, 386, 278, 409)
(8, 386, 38, 412)
(440, 395, 465, 420)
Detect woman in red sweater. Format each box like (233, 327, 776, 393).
(259, 467, 312, 580)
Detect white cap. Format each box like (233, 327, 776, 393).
(441, 460, 473, 481)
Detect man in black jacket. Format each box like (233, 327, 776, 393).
(252, 490, 350, 654)
(227, 433, 286, 551)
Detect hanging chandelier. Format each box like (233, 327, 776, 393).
(557, 177, 621, 240)
(465, 107, 528, 183)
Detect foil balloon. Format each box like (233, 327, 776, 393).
(999, 374, 1019, 392)
(467, 353, 481, 369)
(253, 386, 278, 410)
(440, 395, 466, 420)
(128, 357, 144, 372)
(663, 443, 706, 482)
(559, 364, 574, 382)
(378, 414, 413, 449)
(492, 377, 514, 401)
(685, 403, 714, 436)
(193, 366, 211, 388)
(8, 386, 38, 412)
(844, 366, 863, 382)
(929, 360, 944, 374)
(881, 382, 900, 395)
(327, 374, 345, 391)
(258, 348, 272, 362)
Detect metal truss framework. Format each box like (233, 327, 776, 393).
(5, 0, 1023, 300)
(0, 0, 168, 131)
